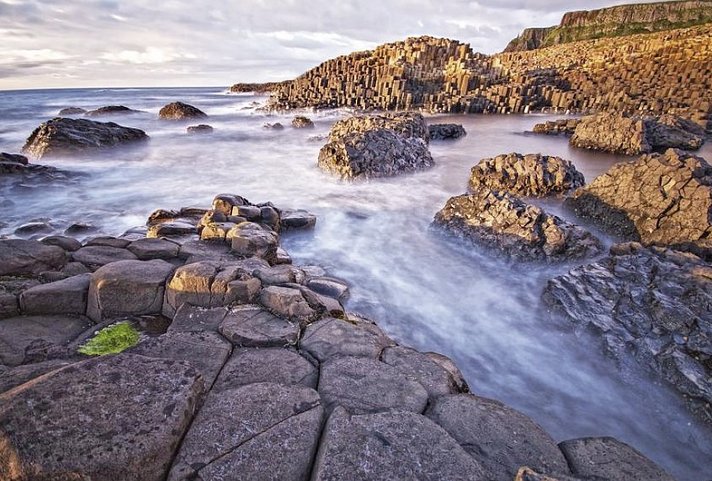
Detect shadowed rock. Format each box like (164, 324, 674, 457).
(19, 273, 90, 316)
(292, 116, 314, 128)
(0, 359, 71, 394)
(0, 239, 67, 276)
(85, 105, 141, 117)
(428, 123, 466, 140)
(187, 124, 213, 134)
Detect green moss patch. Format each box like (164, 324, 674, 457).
(77, 321, 140, 356)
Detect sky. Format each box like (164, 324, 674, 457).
(0, 0, 672, 90)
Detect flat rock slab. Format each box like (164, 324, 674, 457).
(312, 407, 486, 480)
(0, 315, 92, 366)
(19, 273, 90, 316)
(211, 347, 318, 393)
(0, 359, 71, 393)
(167, 382, 323, 481)
(0, 354, 203, 481)
(300, 317, 394, 362)
(0, 239, 67, 276)
(426, 394, 570, 481)
(559, 437, 675, 481)
(167, 304, 228, 333)
(219, 305, 300, 347)
(381, 345, 463, 398)
(72, 245, 138, 269)
(128, 330, 231, 388)
(319, 356, 428, 414)
(259, 285, 317, 323)
(87, 259, 175, 322)
(127, 238, 180, 260)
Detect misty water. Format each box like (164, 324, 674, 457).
(1, 87, 711, 480)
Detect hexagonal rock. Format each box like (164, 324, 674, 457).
(87, 259, 175, 322)
(0, 239, 67, 276)
(318, 356, 428, 415)
(128, 330, 232, 388)
(127, 238, 180, 260)
(311, 407, 486, 481)
(167, 304, 228, 333)
(167, 382, 323, 481)
(425, 394, 570, 481)
(19, 273, 90, 315)
(0, 354, 204, 481)
(300, 317, 394, 362)
(0, 315, 92, 366)
(228, 222, 279, 262)
(210, 348, 318, 393)
(558, 437, 675, 481)
(147, 221, 197, 239)
(72, 245, 138, 269)
(381, 346, 464, 398)
(259, 285, 317, 323)
(0, 359, 71, 394)
(253, 264, 305, 285)
(219, 305, 300, 347)
(177, 240, 231, 261)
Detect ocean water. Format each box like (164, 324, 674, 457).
(1, 87, 711, 480)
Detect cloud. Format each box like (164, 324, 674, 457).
(100, 47, 196, 65)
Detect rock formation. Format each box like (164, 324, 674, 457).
(292, 116, 314, 128)
(433, 190, 602, 262)
(57, 107, 87, 116)
(21, 118, 148, 159)
(158, 102, 207, 120)
(229, 81, 289, 93)
(318, 113, 433, 179)
(85, 105, 141, 117)
(532, 118, 580, 136)
(469, 153, 585, 197)
(543, 242, 712, 423)
(565, 149, 712, 245)
(428, 123, 467, 140)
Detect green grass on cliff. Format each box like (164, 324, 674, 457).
(77, 321, 140, 356)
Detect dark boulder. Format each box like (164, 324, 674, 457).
(263, 122, 284, 130)
(85, 105, 141, 117)
(428, 123, 466, 140)
(0, 239, 67, 276)
(158, 102, 207, 120)
(292, 116, 315, 128)
(186, 124, 213, 134)
(57, 107, 86, 115)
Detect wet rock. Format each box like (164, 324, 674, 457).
(428, 123, 467, 140)
(57, 107, 86, 115)
(167, 304, 228, 333)
(128, 330, 231, 387)
(319, 355, 429, 414)
(40, 235, 82, 252)
(0, 354, 204, 481)
(158, 101, 207, 120)
(295, 284, 346, 319)
(311, 407, 486, 481)
(147, 221, 198, 238)
(0, 239, 67, 276)
(64, 222, 96, 235)
(219, 304, 300, 347)
(167, 382, 323, 481)
(259, 285, 317, 323)
(87, 259, 175, 322)
(559, 437, 675, 481)
(0, 359, 71, 393)
(0, 152, 29, 165)
(433, 190, 602, 262)
(292, 115, 315, 128)
(228, 222, 279, 262)
(14, 221, 53, 236)
(425, 351, 470, 393)
(22, 117, 148, 159)
(186, 124, 213, 134)
(381, 345, 464, 398)
(263, 122, 285, 130)
(532, 118, 580, 136)
(211, 347, 318, 392)
(426, 394, 570, 481)
(280, 209, 317, 230)
(19, 273, 90, 315)
(300, 316, 394, 362)
(0, 315, 92, 366)
(72, 245, 138, 269)
(127, 237, 180, 260)
(318, 112, 434, 179)
(85, 236, 132, 249)
(85, 105, 141, 117)
(307, 276, 349, 300)
(564, 149, 712, 245)
(542, 243, 712, 417)
(469, 153, 584, 197)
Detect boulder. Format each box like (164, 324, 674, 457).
(167, 382, 323, 481)
(644, 114, 705, 151)
(280, 209, 317, 230)
(428, 123, 467, 140)
(158, 102, 207, 120)
(263, 122, 284, 130)
(426, 394, 570, 481)
(318, 112, 433, 179)
(564, 149, 712, 245)
(532, 118, 580, 136)
(72, 245, 139, 269)
(85, 105, 141, 117)
(14, 221, 53, 236)
(433, 190, 602, 262)
(0, 354, 204, 481)
(292, 116, 315, 128)
(306, 276, 349, 300)
(558, 437, 675, 481)
(57, 107, 86, 115)
(469, 153, 584, 197)
(211, 347, 318, 392)
(19, 273, 90, 315)
(0, 239, 67, 276)
(127, 237, 180, 260)
(219, 304, 300, 347)
(318, 356, 429, 414)
(311, 408, 486, 481)
(381, 345, 464, 398)
(542, 243, 712, 417)
(41, 235, 82, 252)
(186, 124, 213, 134)
(300, 316, 394, 362)
(227, 222, 279, 262)
(87, 259, 175, 322)
(22, 117, 148, 159)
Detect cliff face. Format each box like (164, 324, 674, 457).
(504, 0, 712, 51)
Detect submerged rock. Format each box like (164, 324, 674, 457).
(22, 117, 148, 159)
(469, 153, 584, 197)
(433, 190, 602, 262)
(565, 149, 712, 245)
(263, 122, 285, 130)
(318, 112, 433, 179)
(186, 124, 213, 134)
(292, 115, 314, 128)
(85, 105, 141, 117)
(57, 107, 87, 116)
(428, 123, 466, 140)
(158, 101, 207, 120)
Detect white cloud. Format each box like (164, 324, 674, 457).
(100, 47, 196, 65)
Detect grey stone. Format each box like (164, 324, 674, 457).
(178, 240, 231, 261)
(311, 407, 486, 481)
(72, 245, 138, 269)
(300, 317, 394, 362)
(85, 236, 132, 249)
(259, 285, 317, 323)
(0, 359, 71, 394)
(280, 209, 317, 230)
(428, 123, 467, 140)
(307, 276, 349, 300)
(425, 351, 470, 392)
(228, 222, 279, 262)
(167, 304, 228, 333)
(19, 273, 90, 315)
(426, 394, 570, 481)
(319, 356, 429, 414)
(381, 345, 463, 398)
(167, 382, 322, 481)
(254, 264, 305, 285)
(0, 239, 67, 276)
(0, 293, 19, 320)
(147, 221, 198, 238)
(40, 235, 82, 252)
(559, 437, 675, 481)
(219, 305, 300, 347)
(127, 238, 180, 260)
(0, 354, 204, 481)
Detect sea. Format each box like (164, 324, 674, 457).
(1, 87, 711, 480)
